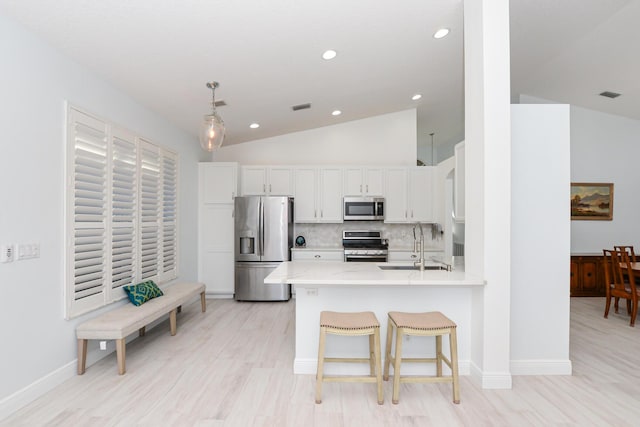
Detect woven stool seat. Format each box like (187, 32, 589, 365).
(320, 311, 380, 330)
(316, 311, 383, 405)
(388, 311, 457, 330)
(384, 311, 460, 404)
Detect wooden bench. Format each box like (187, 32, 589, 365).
(76, 282, 206, 375)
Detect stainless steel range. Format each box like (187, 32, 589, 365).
(342, 230, 388, 262)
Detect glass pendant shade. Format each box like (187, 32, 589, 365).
(199, 112, 225, 151)
(199, 81, 226, 152)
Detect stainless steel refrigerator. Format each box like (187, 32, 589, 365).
(234, 196, 293, 301)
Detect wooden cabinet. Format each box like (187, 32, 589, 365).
(344, 167, 384, 196)
(240, 166, 294, 196)
(570, 255, 606, 297)
(293, 167, 343, 223)
(384, 167, 434, 223)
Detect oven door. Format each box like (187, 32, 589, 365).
(344, 254, 388, 262)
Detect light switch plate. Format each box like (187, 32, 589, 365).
(0, 245, 15, 263)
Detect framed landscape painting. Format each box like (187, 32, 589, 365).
(571, 183, 614, 220)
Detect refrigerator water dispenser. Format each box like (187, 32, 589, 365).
(239, 237, 255, 255)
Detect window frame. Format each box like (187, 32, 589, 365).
(65, 105, 179, 319)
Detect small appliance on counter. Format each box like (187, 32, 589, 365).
(295, 235, 306, 247)
(234, 196, 293, 301)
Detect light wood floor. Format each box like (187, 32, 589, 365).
(3, 297, 640, 426)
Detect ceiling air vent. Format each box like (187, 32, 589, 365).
(214, 100, 227, 107)
(292, 103, 311, 111)
(599, 91, 621, 99)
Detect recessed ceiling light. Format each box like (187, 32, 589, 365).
(433, 28, 450, 39)
(322, 50, 337, 60)
(412, 94, 422, 101)
(249, 123, 260, 129)
(332, 110, 342, 116)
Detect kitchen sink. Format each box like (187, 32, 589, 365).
(378, 264, 446, 271)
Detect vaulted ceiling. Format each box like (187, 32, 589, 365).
(0, 0, 636, 149)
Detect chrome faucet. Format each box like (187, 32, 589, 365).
(413, 222, 425, 271)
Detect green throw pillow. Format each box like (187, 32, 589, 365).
(123, 280, 164, 306)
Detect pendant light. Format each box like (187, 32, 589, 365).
(199, 81, 226, 151)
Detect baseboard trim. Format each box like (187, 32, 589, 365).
(205, 292, 234, 299)
(0, 316, 178, 422)
(510, 359, 572, 375)
(0, 360, 75, 422)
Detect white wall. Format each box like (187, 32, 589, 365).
(520, 94, 640, 253)
(0, 13, 205, 417)
(510, 105, 571, 374)
(570, 106, 640, 252)
(210, 109, 417, 165)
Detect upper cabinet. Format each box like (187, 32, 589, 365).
(199, 162, 238, 204)
(240, 166, 294, 196)
(343, 167, 384, 197)
(384, 166, 434, 223)
(294, 167, 343, 223)
(454, 141, 465, 222)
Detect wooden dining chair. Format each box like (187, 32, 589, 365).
(614, 245, 636, 263)
(603, 249, 640, 326)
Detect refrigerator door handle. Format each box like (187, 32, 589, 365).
(258, 198, 264, 256)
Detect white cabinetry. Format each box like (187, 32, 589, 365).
(240, 166, 294, 196)
(294, 167, 343, 223)
(388, 250, 443, 262)
(198, 162, 237, 297)
(454, 141, 465, 222)
(200, 162, 237, 203)
(384, 167, 434, 223)
(292, 249, 344, 261)
(344, 167, 384, 196)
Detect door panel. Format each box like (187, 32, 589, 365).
(234, 196, 260, 262)
(262, 197, 290, 261)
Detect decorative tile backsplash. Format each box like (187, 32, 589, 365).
(293, 222, 444, 250)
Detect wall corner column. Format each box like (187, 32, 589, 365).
(464, 0, 513, 389)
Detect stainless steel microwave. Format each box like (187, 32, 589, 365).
(343, 197, 385, 221)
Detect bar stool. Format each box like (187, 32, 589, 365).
(383, 311, 460, 404)
(315, 311, 384, 405)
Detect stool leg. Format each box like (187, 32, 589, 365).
(450, 328, 460, 404)
(374, 328, 384, 405)
(315, 327, 327, 404)
(436, 335, 443, 377)
(369, 334, 376, 376)
(392, 328, 404, 404)
(383, 317, 393, 381)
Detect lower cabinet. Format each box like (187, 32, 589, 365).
(570, 255, 606, 297)
(292, 249, 344, 261)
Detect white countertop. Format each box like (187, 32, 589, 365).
(265, 260, 484, 287)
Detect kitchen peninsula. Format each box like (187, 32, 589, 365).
(265, 260, 484, 376)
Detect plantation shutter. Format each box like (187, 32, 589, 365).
(66, 109, 108, 317)
(65, 105, 179, 319)
(110, 128, 138, 297)
(139, 139, 161, 281)
(161, 150, 178, 281)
